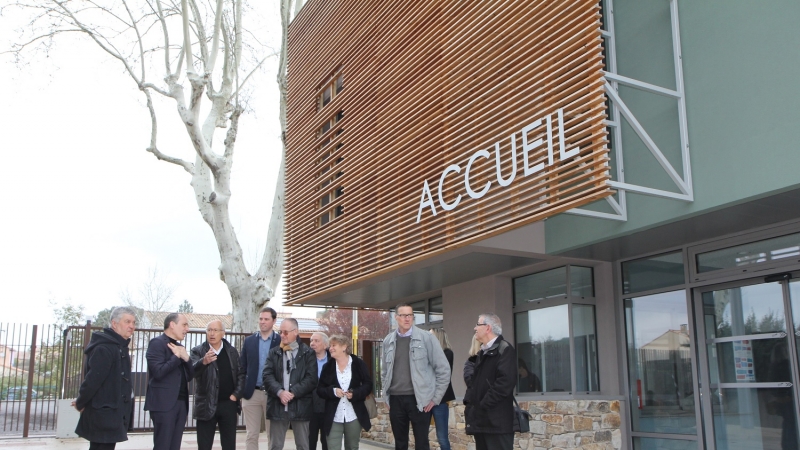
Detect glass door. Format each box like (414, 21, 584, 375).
(695, 278, 800, 450)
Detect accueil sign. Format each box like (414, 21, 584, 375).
(416, 108, 576, 223)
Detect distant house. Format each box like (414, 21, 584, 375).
(138, 311, 323, 338)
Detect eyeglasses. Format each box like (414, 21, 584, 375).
(396, 314, 414, 319)
(476, 323, 489, 327)
(206, 328, 223, 333)
(280, 329, 297, 335)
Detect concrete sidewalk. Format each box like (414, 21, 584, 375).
(0, 431, 392, 449)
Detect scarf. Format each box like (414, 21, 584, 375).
(280, 340, 299, 352)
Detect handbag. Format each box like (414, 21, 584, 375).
(365, 392, 378, 419)
(512, 397, 532, 433)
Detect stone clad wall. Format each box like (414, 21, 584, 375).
(363, 400, 623, 450)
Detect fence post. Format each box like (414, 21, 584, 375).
(78, 321, 92, 385)
(60, 328, 70, 399)
(23, 325, 38, 438)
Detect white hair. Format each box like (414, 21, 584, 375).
(480, 313, 502, 335)
(312, 332, 329, 346)
(109, 307, 137, 327)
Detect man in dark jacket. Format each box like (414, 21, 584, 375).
(73, 306, 137, 450)
(190, 319, 245, 450)
(144, 313, 194, 450)
(463, 313, 516, 450)
(262, 318, 317, 450)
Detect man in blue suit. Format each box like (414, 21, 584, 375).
(144, 313, 194, 450)
(239, 306, 281, 450)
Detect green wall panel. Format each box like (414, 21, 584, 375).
(546, 0, 800, 254)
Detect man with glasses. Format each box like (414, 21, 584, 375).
(239, 306, 281, 450)
(190, 319, 244, 450)
(263, 318, 317, 450)
(381, 303, 450, 450)
(464, 313, 516, 450)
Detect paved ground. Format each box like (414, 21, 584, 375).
(0, 430, 392, 449)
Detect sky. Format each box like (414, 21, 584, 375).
(0, 2, 318, 325)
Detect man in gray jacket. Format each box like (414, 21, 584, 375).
(382, 303, 451, 450)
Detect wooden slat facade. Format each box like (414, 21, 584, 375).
(285, 0, 611, 304)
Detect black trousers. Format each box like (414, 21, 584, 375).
(309, 411, 328, 450)
(150, 400, 188, 450)
(88, 443, 116, 450)
(389, 394, 431, 450)
(197, 399, 239, 450)
(474, 432, 514, 450)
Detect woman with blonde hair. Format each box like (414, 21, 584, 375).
(463, 335, 481, 388)
(316, 335, 373, 450)
(429, 329, 455, 450)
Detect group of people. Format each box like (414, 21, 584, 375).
(73, 303, 521, 450)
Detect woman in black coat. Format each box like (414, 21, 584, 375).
(316, 335, 372, 450)
(74, 308, 136, 450)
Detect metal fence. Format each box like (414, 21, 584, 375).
(0, 323, 63, 436)
(61, 325, 252, 432)
(0, 321, 387, 437)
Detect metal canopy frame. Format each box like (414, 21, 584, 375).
(567, 0, 693, 222)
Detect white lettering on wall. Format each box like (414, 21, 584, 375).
(465, 149, 491, 199)
(416, 108, 573, 223)
(438, 164, 462, 211)
(416, 179, 437, 223)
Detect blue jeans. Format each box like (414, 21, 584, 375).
(431, 402, 451, 450)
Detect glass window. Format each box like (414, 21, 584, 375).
(570, 266, 594, 297)
(790, 280, 800, 366)
(411, 301, 426, 325)
(696, 232, 800, 274)
(711, 387, 797, 450)
(516, 305, 570, 392)
(573, 305, 599, 392)
(428, 297, 443, 323)
(632, 437, 697, 450)
(322, 86, 331, 107)
(319, 212, 329, 226)
(319, 193, 330, 207)
(514, 266, 567, 305)
(335, 74, 343, 93)
(625, 290, 695, 435)
(702, 283, 786, 339)
(334, 205, 344, 218)
(622, 251, 685, 294)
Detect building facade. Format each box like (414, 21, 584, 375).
(284, 1, 800, 449)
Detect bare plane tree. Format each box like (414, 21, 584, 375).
(2, 0, 297, 331)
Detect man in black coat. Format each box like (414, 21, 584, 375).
(463, 313, 516, 450)
(73, 306, 137, 450)
(262, 318, 317, 450)
(144, 313, 194, 450)
(191, 319, 245, 450)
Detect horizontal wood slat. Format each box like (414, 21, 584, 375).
(285, 0, 611, 304)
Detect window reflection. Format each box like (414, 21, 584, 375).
(625, 290, 696, 435)
(516, 305, 571, 393)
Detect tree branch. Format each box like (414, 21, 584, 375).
(143, 89, 194, 173)
(180, 0, 194, 73)
(120, 0, 146, 83)
(150, 0, 172, 76)
(223, 105, 243, 161)
(206, 0, 223, 74)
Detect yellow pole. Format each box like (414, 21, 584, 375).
(352, 309, 358, 356)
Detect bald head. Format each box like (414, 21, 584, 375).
(206, 319, 225, 347)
